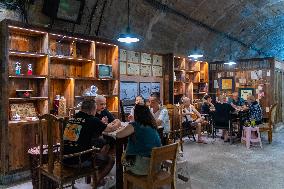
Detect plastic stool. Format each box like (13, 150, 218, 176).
(242, 126, 262, 149)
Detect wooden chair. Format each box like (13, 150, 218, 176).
(259, 103, 277, 143)
(38, 114, 100, 189)
(165, 104, 183, 150)
(124, 143, 179, 189)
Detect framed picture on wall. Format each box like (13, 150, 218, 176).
(152, 65, 163, 77)
(239, 88, 254, 100)
(139, 82, 152, 99)
(127, 63, 140, 75)
(119, 49, 127, 61)
(140, 64, 152, 76)
(151, 82, 160, 93)
(120, 82, 138, 101)
(220, 77, 234, 91)
(120, 62, 127, 75)
(141, 53, 152, 64)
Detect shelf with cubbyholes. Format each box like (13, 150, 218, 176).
(1, 20, 120, 173)
(173, 56, 208, 103)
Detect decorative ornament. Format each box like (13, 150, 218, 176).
(27, 64, 33, 75)
(15, 62, 21, 75)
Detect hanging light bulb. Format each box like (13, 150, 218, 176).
(117, 0, 140, 43)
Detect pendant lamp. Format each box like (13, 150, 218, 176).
(117, 0, 140, 43)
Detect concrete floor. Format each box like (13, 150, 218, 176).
(3, 126, 284, 189)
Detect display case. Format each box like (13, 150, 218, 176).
(0, 20, 120, 174)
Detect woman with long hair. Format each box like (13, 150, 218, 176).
(116, 104, 161, 175)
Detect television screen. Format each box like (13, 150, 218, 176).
(42, 0, 85, 24)
(97, 65, 113, 79)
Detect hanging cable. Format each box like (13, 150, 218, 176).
(95, 0, 108, 36)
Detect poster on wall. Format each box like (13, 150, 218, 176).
(120, 82, 138, 101)
(140, 64, 152, 76)
(151, 82, 160, 93)
(120, 49, 127, 61)
(152, 55, 163, 66)
(141, 53, 152, 64)
(127, 63, 140, 75)
(220, 77, 234, 90)
(120, 62, 127, 75)
(139, 82, 152, 99)
(127, 51, 140, 63)
(239, 88, 254, 100)
(152, 65, 163, 77)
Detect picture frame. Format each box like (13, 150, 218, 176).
(151, 82, 160, 93)
(127, 63, 140, 75)
(120, 82, 138, 101)
(152, 65, 163, 77)
(152, 55, 163, 66)
(220, 77, 234, 91)
(141, 53, 152, 64)
(119, 49, 127, 61)
(140, 64, 152, 77)
(139, 82, 152, 99)
(127, 51, 140, 63)
(239, 88, 254, 100)
(120, 61, 127, 75)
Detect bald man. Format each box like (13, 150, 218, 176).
(95, 95, 121, 127)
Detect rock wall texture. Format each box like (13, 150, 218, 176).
(1, 0, 284, 61)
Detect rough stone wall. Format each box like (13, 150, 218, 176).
(1, 0, 284, 61)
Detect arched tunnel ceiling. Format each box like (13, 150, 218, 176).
(2, 0, 284, 61)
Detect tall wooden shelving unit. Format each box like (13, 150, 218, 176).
(172, 56, 209, 104)
(0, 20, 119, 177)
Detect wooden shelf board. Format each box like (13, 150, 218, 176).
(9, 75, 47, 79)
(75, 77, 97, 81)
(50, 55, 94, 62)
(8, 119, 45, 126)
(9, 97, 48, 101)
(75, 96, 96, 99)
(75, 95, 118, 99)
(9, 50, 47, 58)
(193, 92, 206, 95)
(96, 78, 117, 81)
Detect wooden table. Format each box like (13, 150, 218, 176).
(103, 123, 164, 189)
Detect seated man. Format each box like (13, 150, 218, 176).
(95, 95, 121, 148)
(149, 93, 170, 143)
(95, 95, 121, 127)
(63, 99, 120, 186)
(182, 97, 206, 143)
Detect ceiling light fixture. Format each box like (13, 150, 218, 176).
(224, 61, 237, 65)
(188, 47, 203, 59)
(188, 54, 203, 59)
(117, 0, 140, 43)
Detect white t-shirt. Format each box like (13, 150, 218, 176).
(151, 106, 170, 133)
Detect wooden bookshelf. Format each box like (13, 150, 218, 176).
(0, 20, 120, 174)
(172, 56, 208, 103)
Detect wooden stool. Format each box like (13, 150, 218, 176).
(242, 126, 262, 149)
